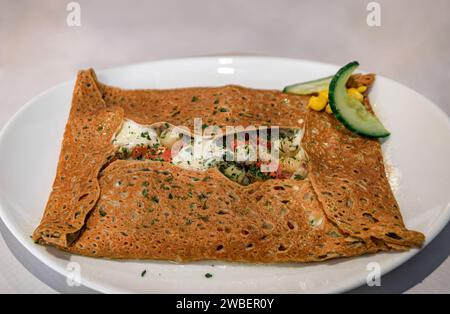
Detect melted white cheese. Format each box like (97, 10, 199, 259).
(172, 137, 224, 171)
(113, 119, 159, 149)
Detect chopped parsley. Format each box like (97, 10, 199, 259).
(151, 195, 159, 203)
(198, 192, 208, 201)
(164, 176, 173, 182)
(141, 270, 147, 277)
(205, 273, 213, 278)
(202, 176, 211, 182)
(191, 96, 199, 102)
(171, 110, 181, 117)
(140, 131, 151, 140)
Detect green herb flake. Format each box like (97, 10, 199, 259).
(142, 181, 149, 187)
(198, 192, 208, 201)
(142, 189, 149, 198)
(327, 231, 341, 238)
(168, 193, 174, 200)
(185, 218, 193, 225)
(151, 195, 159, 203)
(99, 210, 107, 217)
(141, 270, 147, 277)
(140, 131, 151, 140)
(191, 96, 199, 102)
(171, 110, 181, 117)
(164, 176, 173, 182)
(239, 112, 254, 118)
(219, 107, 229, 112)
(205, 273, 213, 278)
(202, 176, 211, 182)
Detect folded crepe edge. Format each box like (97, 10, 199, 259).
(32, 69, 124, 247)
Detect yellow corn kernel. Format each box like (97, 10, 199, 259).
(325, 104, 333, 114)
(357, 85, 367, 93)
(308, 96, 327, 111)
(318, 90, 329, 102)
(347, 88, 364, 102)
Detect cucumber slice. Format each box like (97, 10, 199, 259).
(283, 76, 333, 95)
(328, 61, 390, 138)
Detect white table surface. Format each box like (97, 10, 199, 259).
(0, 0, 449, 294)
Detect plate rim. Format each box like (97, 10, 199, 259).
(0, 55, 449, 294)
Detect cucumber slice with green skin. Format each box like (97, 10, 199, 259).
(283, 76, 333, 95)
(328, 61, 390, 138)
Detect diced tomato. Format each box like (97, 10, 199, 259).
(161, 148, 172, 162)
(268, 164, 285, 178)
(131, 146, 147, 159)
(231, 135, 272, 152)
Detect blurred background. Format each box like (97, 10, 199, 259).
(0, 0, 449, 293)
(1, 0, 450, 127)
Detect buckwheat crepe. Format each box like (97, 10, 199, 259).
(32, 69, 424, 262)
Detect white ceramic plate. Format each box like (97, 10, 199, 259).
(0, 57, 449, 294)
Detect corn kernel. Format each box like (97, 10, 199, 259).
(308, 96, 327, 111)
(325, 104, 333, 114)
(347, 88, 364, 102)
(318, 90, 329, 102)
(357, 85, 367, 93)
